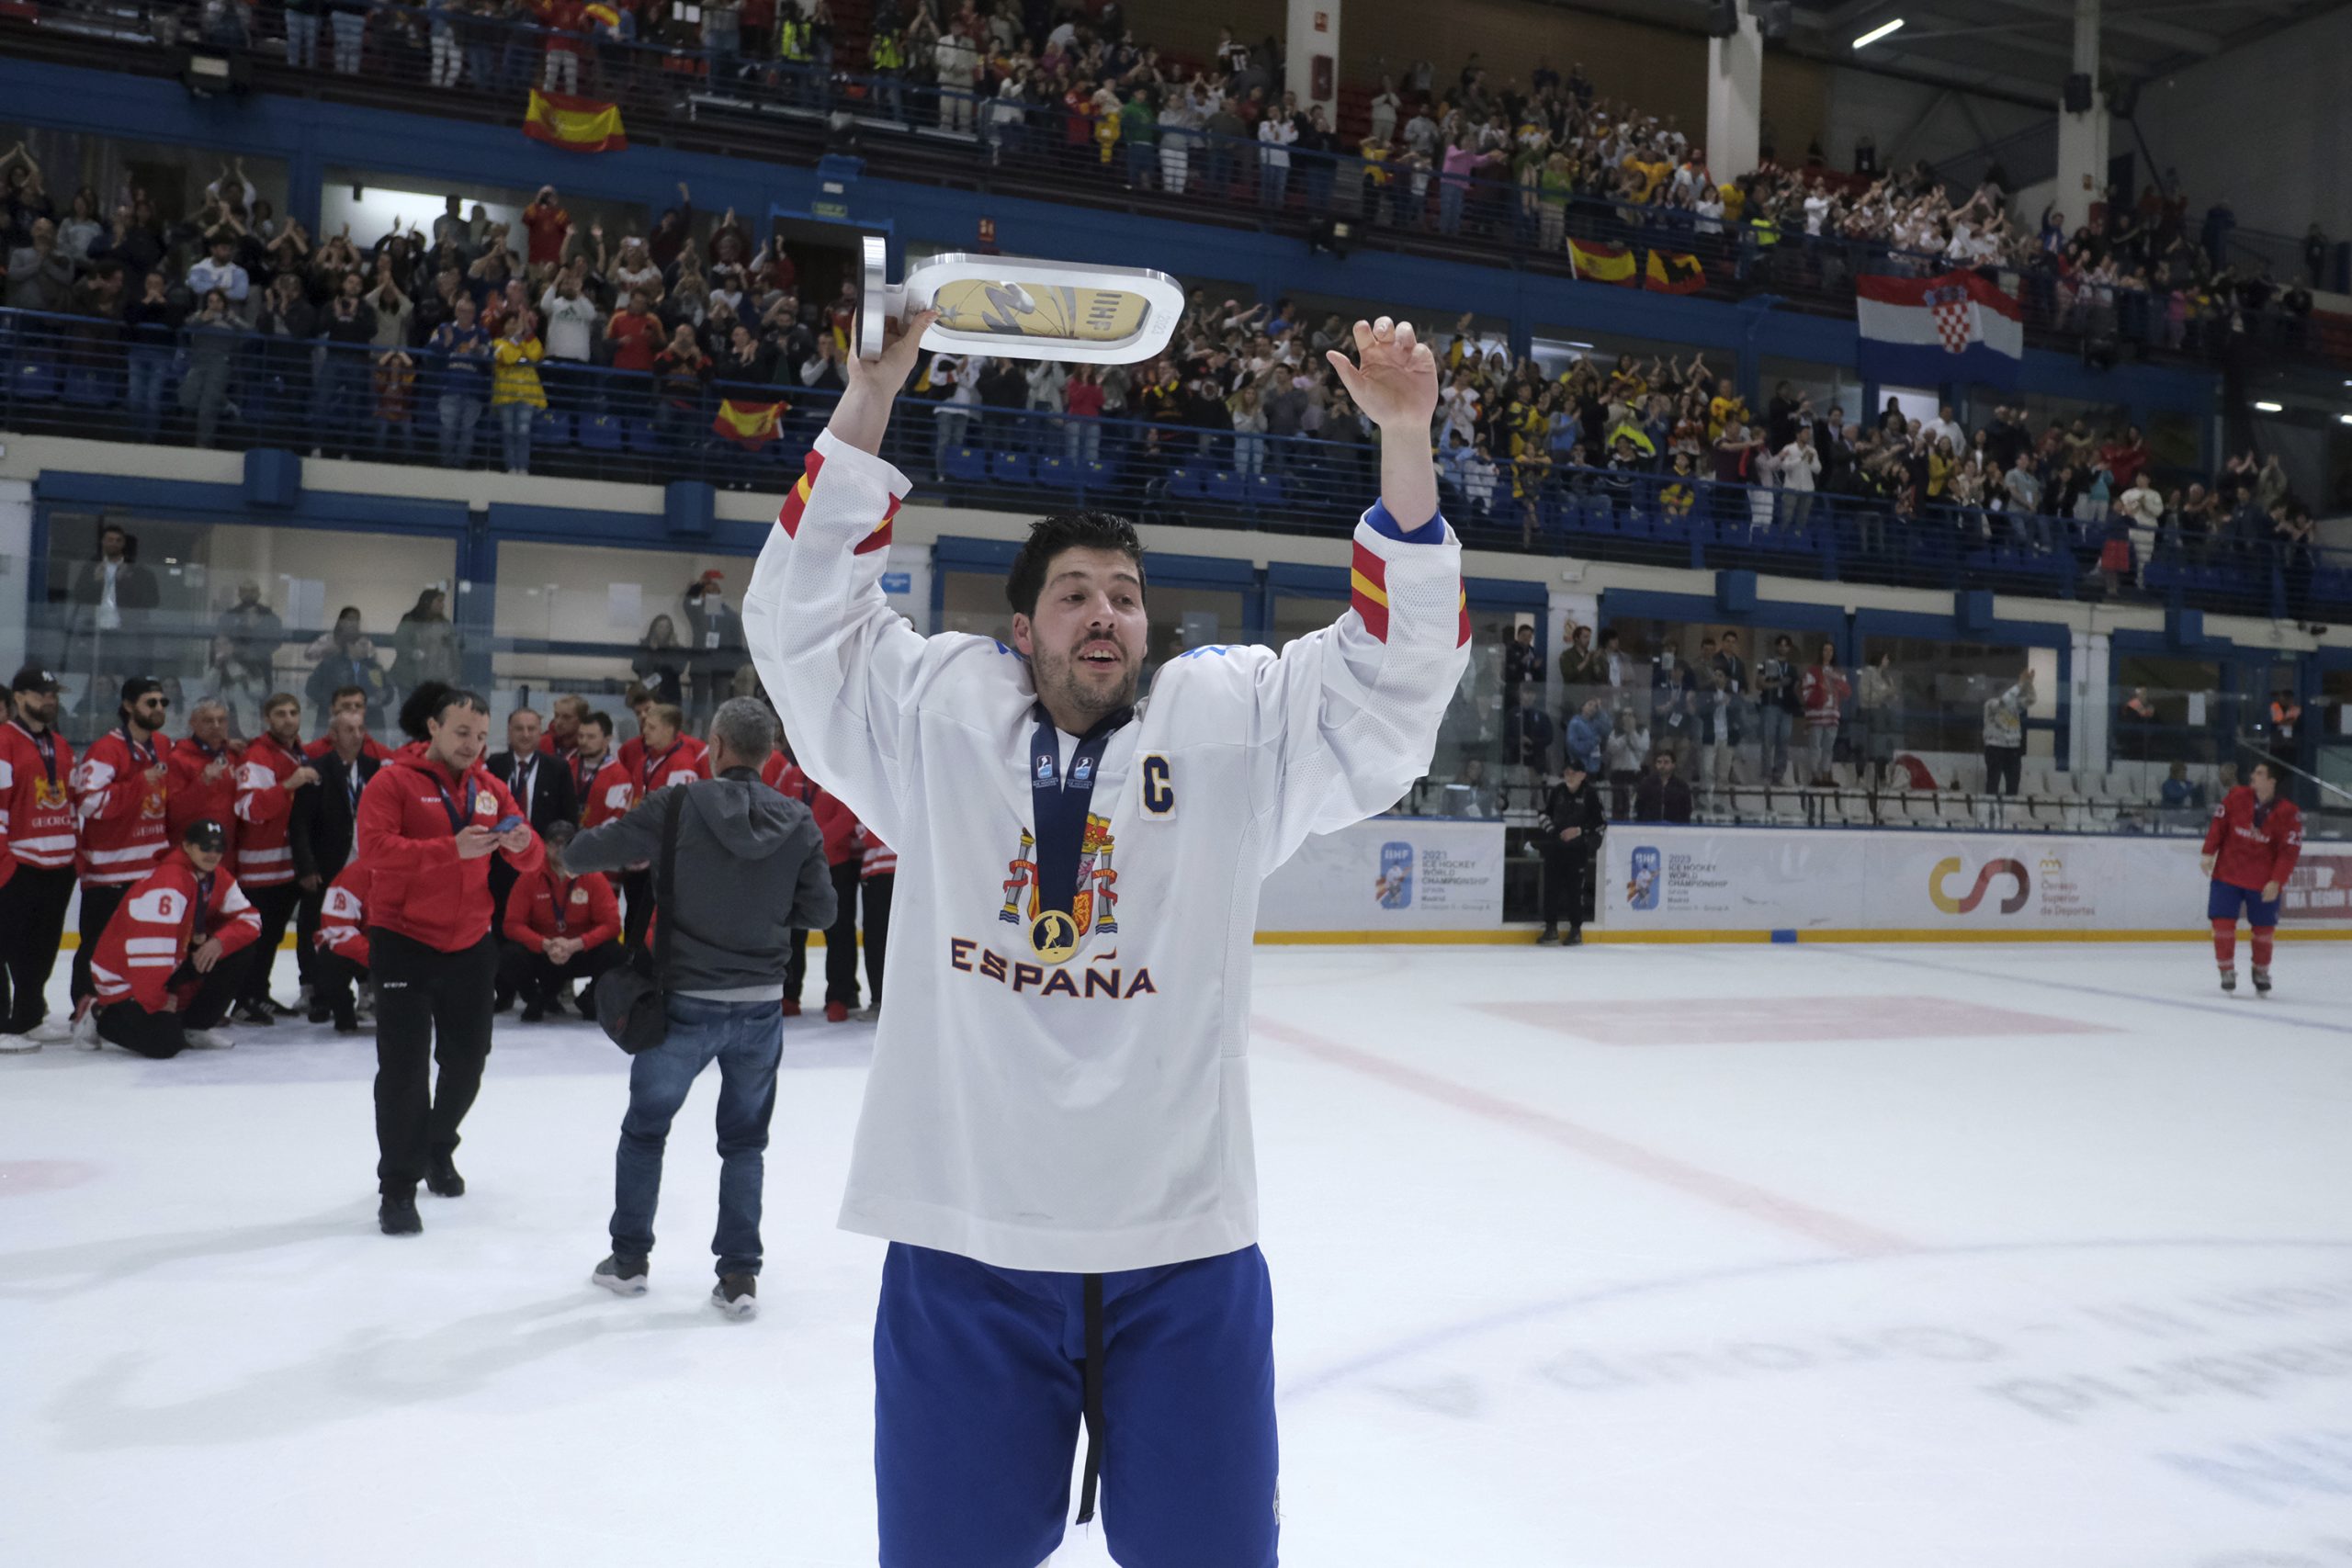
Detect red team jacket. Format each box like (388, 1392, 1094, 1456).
(232, 732, 311, 888)
(166, 735, 243, 863)
(314, 861, 375, 970)
(762, 753, 861, 865)
(356, 751, 544, 952)
(73, 726, 171, 887)
(857, 824, 896, 882)
(502, 863, 621, 950)
(89, 848, 263, 1012)
(637, 735, 712, 793)
(580, 755, 637, 829)
(0, 719, 76, 891)
(2203, 786, 2304, 892)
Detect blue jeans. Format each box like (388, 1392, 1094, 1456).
(286, 8, 320, 66)
(437, 392, 483, 467)
(498, 401, 534, 471)
(127, 347, 173, 440)
(609, 994, 784, 1276)
(330, 9, 364, 73)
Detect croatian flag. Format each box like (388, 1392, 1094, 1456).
(1855, 270, 2025, 389)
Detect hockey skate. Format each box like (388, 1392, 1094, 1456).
(2251, 967, 2272, 997)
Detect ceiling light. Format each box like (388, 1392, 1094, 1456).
(2252, 400, 2283, 412)
(2339, 413, 2352, 425)
(1853, 17, 1905, 48)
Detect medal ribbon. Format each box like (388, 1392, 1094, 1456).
(1027, 702, 1130, 956)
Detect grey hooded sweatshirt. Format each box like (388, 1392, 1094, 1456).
(567, 766, 836, 1001)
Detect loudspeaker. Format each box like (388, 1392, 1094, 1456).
(2063, 72, 2095, 114)
(1706, 0, 1738, 39)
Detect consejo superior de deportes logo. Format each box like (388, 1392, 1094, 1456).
(1929, 856, 2031, 915)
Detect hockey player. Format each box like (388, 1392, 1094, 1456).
(745, 309, 1465, 1567)
(0, 665, 77, 1049)
(69, 677, 174, 1008)
(311, 859, 374, 1034)
(78, 818, 262, 1057)
(497, 819, 623, 1021)
(232, 692, 322, 1023)
(2200, 759, 2303, 995)
(164, 698, 242, 866)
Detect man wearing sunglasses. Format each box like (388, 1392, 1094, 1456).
(68, 677, 174, 1010)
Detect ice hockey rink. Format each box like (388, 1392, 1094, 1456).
(6, 938, 2351, 1568)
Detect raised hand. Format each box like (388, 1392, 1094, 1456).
(1325, 315, 1437, 432)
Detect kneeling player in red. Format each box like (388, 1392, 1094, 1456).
(2200, 760, 2302, 995)
(78, 818, 263, 1057)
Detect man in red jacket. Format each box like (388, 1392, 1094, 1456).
(537, 693, 587, 775)
(2200, 760, 2304, 996)
(617, 702, 709, 948)
(165, 697, 242, 874)
(357, 682, 542, 1236)
(69, 677, 173, 1009)
(311, 859, 373, 1035)
(499, 819, 623, 1021)
(76, 818, 263, 1058)
(232, 693, 322, 1023)
(0, 665, 78, 1049)
(763, 745, 863, 1021)
(576, 710, 633, 827)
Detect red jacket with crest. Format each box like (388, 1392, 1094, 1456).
(0, 719, 76, 891)
(90, 848, 263, 1011)
(356, 751, 545, 952)
(502, 863, 621, 949)
(73, 724, 171, 886)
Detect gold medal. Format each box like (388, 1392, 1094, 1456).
(1029, 909, 1080, 964)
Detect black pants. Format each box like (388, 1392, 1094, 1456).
(97, 950, 253, 1059)
(861, 872, 894, 1005)
(71, 882, 130, 1005)
(496, 938, 623, 1004)
(784, 861, 863, 1007)
(240, 882, 300, 1005)
(312, 949, 368, 1020)
(371, 930, 498, 1195)
(293, 875, 334, 986)
(1984, 744, 2023, 797)
(0, 862, 76, 1032)
(1538, 840, 1597, 931)
(621, 869, 654, 952)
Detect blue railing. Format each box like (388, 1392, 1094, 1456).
(4, 304, 2346, 622)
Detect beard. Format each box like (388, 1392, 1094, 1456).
(1034, 643, 1139, 728)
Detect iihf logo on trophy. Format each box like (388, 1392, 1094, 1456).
(1000, 816, 1122, 956)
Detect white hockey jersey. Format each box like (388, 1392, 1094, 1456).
(746, 429, 1469, 1273)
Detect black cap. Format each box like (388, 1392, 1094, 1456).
(182, 818, 228, 853)
(119, 676, 165, 706)
(543, 818, 577, 850)
(9, 664, 62, 694)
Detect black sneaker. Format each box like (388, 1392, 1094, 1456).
(379, 1191, 422, 1235)
(2220, 969, 2238, 993)
(425, 1154, 466, 1198)
(334, 1005, 359, 1035)
(2252, 966, 2272, 996)
(711, 1273, 758, 1320)
(1564, 927, 1584, 947)
(592, 1254, 650, 1296)
(306, 1000, 333, 1024)
(521, 998, 546, 1023)
(1536, 923, 1559, 945)
(234, 998, 277, 1027)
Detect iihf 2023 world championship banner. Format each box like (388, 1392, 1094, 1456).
(1258, 819, 1507, 933)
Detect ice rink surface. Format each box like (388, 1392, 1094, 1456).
(6, 940, 2352, 1568)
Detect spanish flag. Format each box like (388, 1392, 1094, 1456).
(523, 90, 628, 154)
(1567, 238, 1636, 286)
(713, 399, 787, 448)
(1644, 250, 1706, 295)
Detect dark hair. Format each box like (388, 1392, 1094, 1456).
(579, 709, 614, 737)
(399, 680, 489, 740)
(331, 683, 368, 705)
(1004, 512, 1147, 619)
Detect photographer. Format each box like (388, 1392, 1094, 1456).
(1535, 758, 1606, 946)
(565, 697, 834, 1319)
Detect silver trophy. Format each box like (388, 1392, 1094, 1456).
(854, 235, 1183, 365)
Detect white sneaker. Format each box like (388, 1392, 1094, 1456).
(851, 1003, 881, 1022)
(26, 1017, 74, 1043)
(184, 1028, 238, 1050)
(0, 1032, 39, 1055)
(73, 1010, 102, 1050)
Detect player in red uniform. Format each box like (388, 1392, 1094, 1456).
(2200, 760, 2303, 996)
(77, 818, 263, 1058)
(761, 745, 863, 1020)
(232, 693, 322, 1022)
(70, 678, 174, 1008)
(0, 665, 77, 1047)
(165, 697, 243, 869)
(311, 859, 374, 1035)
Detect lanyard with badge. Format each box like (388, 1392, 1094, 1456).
(1024, 702, 1129, 964)
(427, 769, 471, 836)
